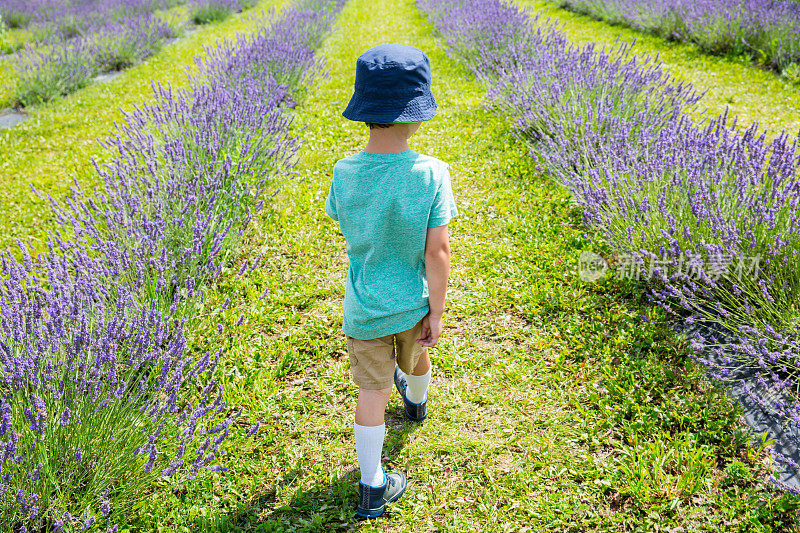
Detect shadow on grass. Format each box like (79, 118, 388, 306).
(191, 409, 422, 532)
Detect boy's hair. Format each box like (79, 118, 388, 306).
(366, 122, 394, 129)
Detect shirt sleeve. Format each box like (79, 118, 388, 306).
(427, 163, 458, 228)
(324, 179, 338, 221)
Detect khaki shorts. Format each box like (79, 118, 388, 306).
(346, 319, 427, 390)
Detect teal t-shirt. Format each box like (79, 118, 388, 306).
(325, 149, 458, 340)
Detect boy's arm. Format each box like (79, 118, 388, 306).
(324, 180, 338, 221)
(418, 224, 451, 347)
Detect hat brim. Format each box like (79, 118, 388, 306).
(342, 91, 437, 123)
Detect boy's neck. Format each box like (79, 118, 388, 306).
(363, 126, 412, 155)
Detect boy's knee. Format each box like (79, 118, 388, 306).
(359, 386, 392, 403)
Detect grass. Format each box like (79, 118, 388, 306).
(0, 24, 29, 54)
(120, 0, 800, 530)
(0, 0, 287, 252)
(514, 0, 800, 140)
(0, 55, 16, 101)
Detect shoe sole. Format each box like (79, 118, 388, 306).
(356, 505, 386, 518)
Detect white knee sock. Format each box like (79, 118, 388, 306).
(404, 368, 431, 404)
(354, 422, 386, 487)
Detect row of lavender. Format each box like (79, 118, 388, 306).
(417, 0, 800, 489)
(0, 0, 342, 530)
(0, 0, 180, 37)
(552, 0, 800, 81)
(0, 0, 249, 34)
(1, 0, 256, 107)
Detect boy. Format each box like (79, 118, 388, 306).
(324, 44, 457, 518)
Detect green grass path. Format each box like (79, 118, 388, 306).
(515, 0, 800, 140)
(130, 0, 800, 530)
(0, 1, 285, 250)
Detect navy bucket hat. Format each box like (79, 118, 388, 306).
(343, 44, 436, 123)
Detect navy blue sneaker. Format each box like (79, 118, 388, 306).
(394, 366, 427, 422)
(356, 467, 407, 518)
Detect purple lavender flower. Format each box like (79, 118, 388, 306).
(28, 463, 42, 481)
(82, 515, 96, 530)
(245, 422, 260, 438)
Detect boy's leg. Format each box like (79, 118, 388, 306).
(412, 348, 431, 375)
(355, 387, 392, 426)
(347, 336, 408, 517)
(348, 334, 395, 488)
(404, 348, 431, 403)
(354, 387, 391, 487)
(394, 320, 433, 416)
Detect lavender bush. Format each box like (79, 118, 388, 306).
(0, 240, 234, 531)
(418, 0, 800, 488)
(91, 14, 176, 72)
(11, 37, 98, 107)
(0, 0, 30, 29)
(9, 16, 176, 106)
(188, 0, 245, 25)
(45, 78, 297, 319)
(196, 2, 334, 92)
(45, 1, 343, 320)
(4, 0, 269, 107)
(0, 0, 181, 35)
(5, 0, 183, 107)
(551, 0, 800, 81)
(49, 0, 181, 40)
(1, 0, 345, 529)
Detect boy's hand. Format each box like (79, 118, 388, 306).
(417, 313, 443, 347)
